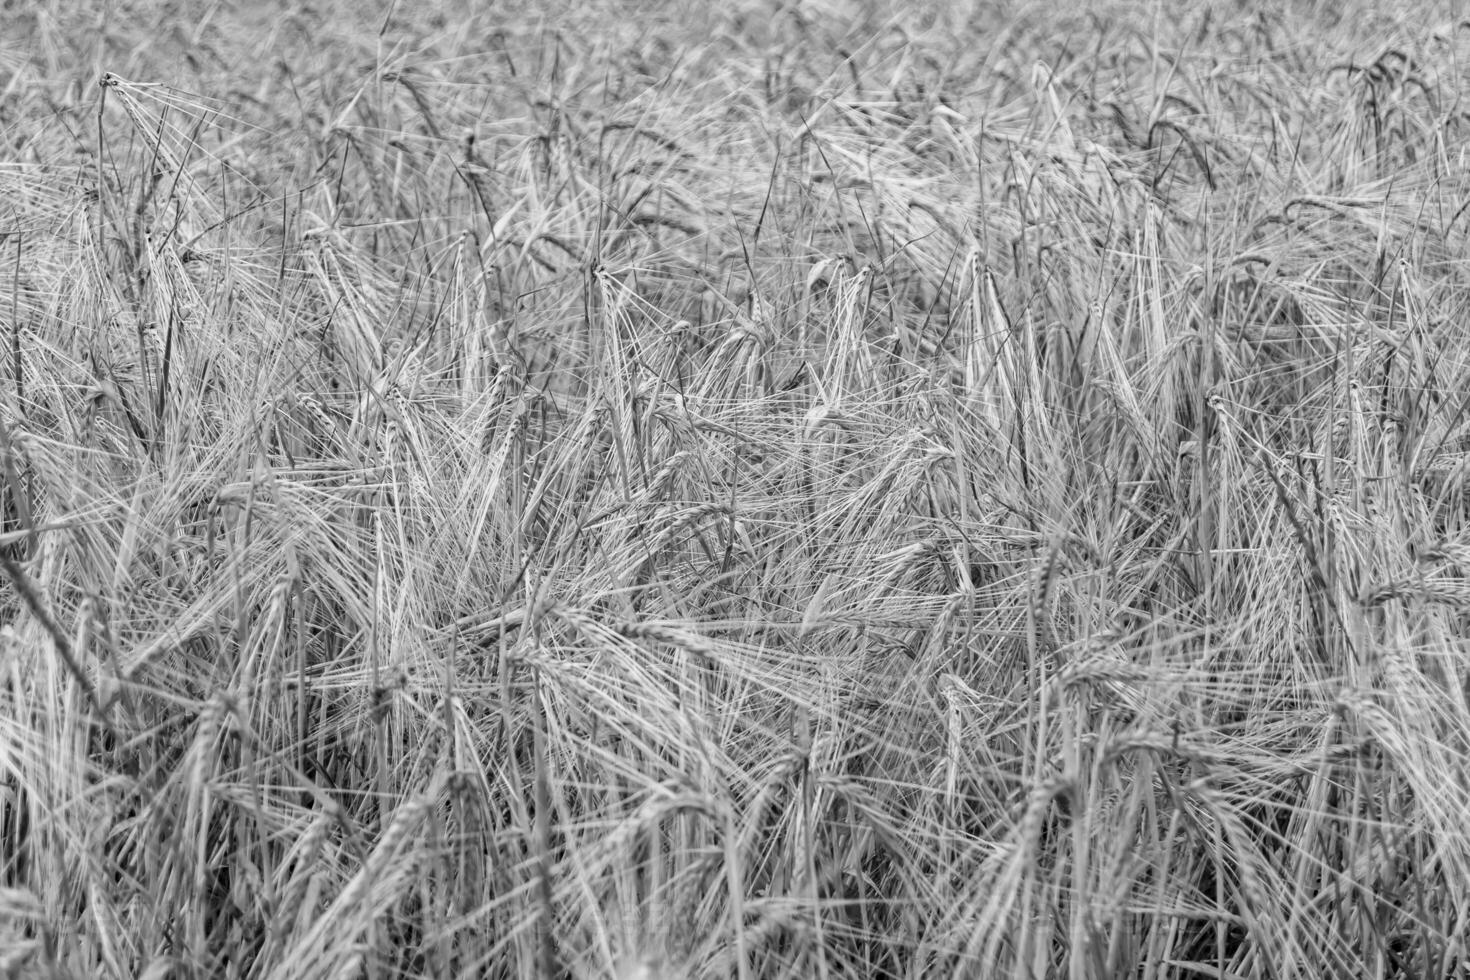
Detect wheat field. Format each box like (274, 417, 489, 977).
(3, 1, 1470, 977)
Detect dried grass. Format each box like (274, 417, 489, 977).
(3, 1, 1470, 978)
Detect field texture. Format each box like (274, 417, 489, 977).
(4, 0, 1470, 977)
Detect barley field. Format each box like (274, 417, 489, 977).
(3, 1, 1470, 977)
